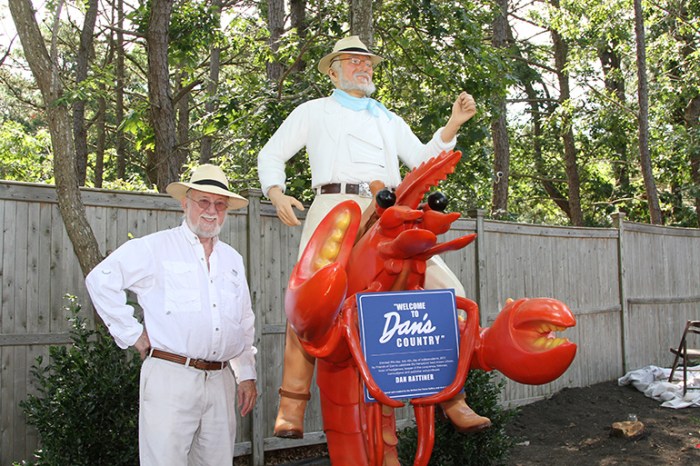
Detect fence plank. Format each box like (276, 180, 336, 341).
(1, 180, 699, 465)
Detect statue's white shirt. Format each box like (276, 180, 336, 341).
(257, 96, 456, 196)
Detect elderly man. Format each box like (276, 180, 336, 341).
(258, 36, 490, 438)
(86, 164, 257, 466)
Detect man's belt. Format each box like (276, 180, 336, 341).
(317, 182, 372, 198)
(150, 349, 228, 371)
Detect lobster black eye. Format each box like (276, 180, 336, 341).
(375, 188, 396, 208)
(427, 191, 448, 211)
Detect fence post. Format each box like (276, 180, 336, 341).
(470, 209, 487, 327)
(241, 188, 265, 466)
(612, 212, 629, 373)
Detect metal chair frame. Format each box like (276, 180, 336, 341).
(668, 320, 700, 395)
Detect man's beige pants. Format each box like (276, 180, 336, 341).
(139, 357, 237, 466)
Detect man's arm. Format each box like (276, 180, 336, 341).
(228, 265, 258, 388)
(223, 259, 257, 416)
(85, 241, 149, 349)
(237, 379, 257, 416)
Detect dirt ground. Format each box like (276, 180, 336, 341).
(506, 380, 700, 465)
(241, 380, 700, 465)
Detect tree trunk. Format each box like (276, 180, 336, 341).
(95, 10, 115, 189)
(95, 93, 106, 188)
(506, 21, 570, 215)
(677, 3, 699, 227)
(176, 70, 190, 169)
(266, 0, 285, 85)
(490, 0, 510, 218)
(200, 0, 222, 164)
(116, 0, 127, 179)
(73, 0, 98, 186)
(633, 0, 663, 224)
(598, 40, 630, 195)
(550, 0, 583, 226)
(350, 0, 373, 45)
(289, 0, 307, 73)
(147, 0, 179, 192)
(686, 96, 700, 226)
(9, 0, 102, 275)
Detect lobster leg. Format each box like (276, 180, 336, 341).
(367, 403, 380, 466)
(381, 404, 399, 466)
(317, 360, 372, 465)
(317, 362, 402, 466)
(413, 405, 435, 466)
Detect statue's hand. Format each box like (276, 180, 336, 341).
(450, 91, 476, 126)
(268, 186, 304, 226)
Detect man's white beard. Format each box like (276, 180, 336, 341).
(186, 216, 222, 238)
(192, 223, 221, 238)
(338, 72, 376, 97)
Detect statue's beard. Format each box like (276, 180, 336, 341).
(338, 72, 376, 97)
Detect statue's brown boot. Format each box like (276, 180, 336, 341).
(273, 324, 315, 439)
(439, 394, 491, 433)
(274, 388, 311, 439)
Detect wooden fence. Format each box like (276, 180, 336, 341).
(1, 180, 699, 465)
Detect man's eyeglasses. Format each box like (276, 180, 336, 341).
(187, 195, 228, 212)
(331, 57, 374, 69)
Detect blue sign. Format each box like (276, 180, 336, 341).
(357, 289, 460, 402)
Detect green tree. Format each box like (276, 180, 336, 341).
(8, 0, 103, 275)
(646, 0, 700, 226)
(2, 0, 699, 227)
(0, 120, 53, 182)
(373, 0, 504, 214)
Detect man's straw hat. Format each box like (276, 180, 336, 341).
(166, 164, 248, 210)
(317, 35, 383, 74)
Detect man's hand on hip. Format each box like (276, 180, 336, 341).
(134, 330, 151, 360)
(268, 186, 304, 226)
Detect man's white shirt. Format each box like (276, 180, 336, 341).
(86, 221, 256, 383)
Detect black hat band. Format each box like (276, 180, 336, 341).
(339, 47, 371, 54)
(193, 179, 228, 190)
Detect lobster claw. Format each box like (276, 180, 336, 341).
(285, 262, 348, 343)
(473, 298, 577, 385)
(285, 201, 362, 355)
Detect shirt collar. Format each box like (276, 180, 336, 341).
(179, 220, 219, 247)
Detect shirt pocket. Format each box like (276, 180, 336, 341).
(347, 129, 385, 167)
(163, 261, 201, 314)
(220, 270, 243, 325)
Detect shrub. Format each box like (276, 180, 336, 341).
(19, 296, 141, 466)
(398, 369, 518, 465)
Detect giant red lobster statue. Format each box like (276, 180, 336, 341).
(284, 150, 577, 465)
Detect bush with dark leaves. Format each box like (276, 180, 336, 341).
(398, 370, 518, 466)
(19, 296, 141, 466)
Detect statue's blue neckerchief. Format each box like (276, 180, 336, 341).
(332, 89, 392, 120)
